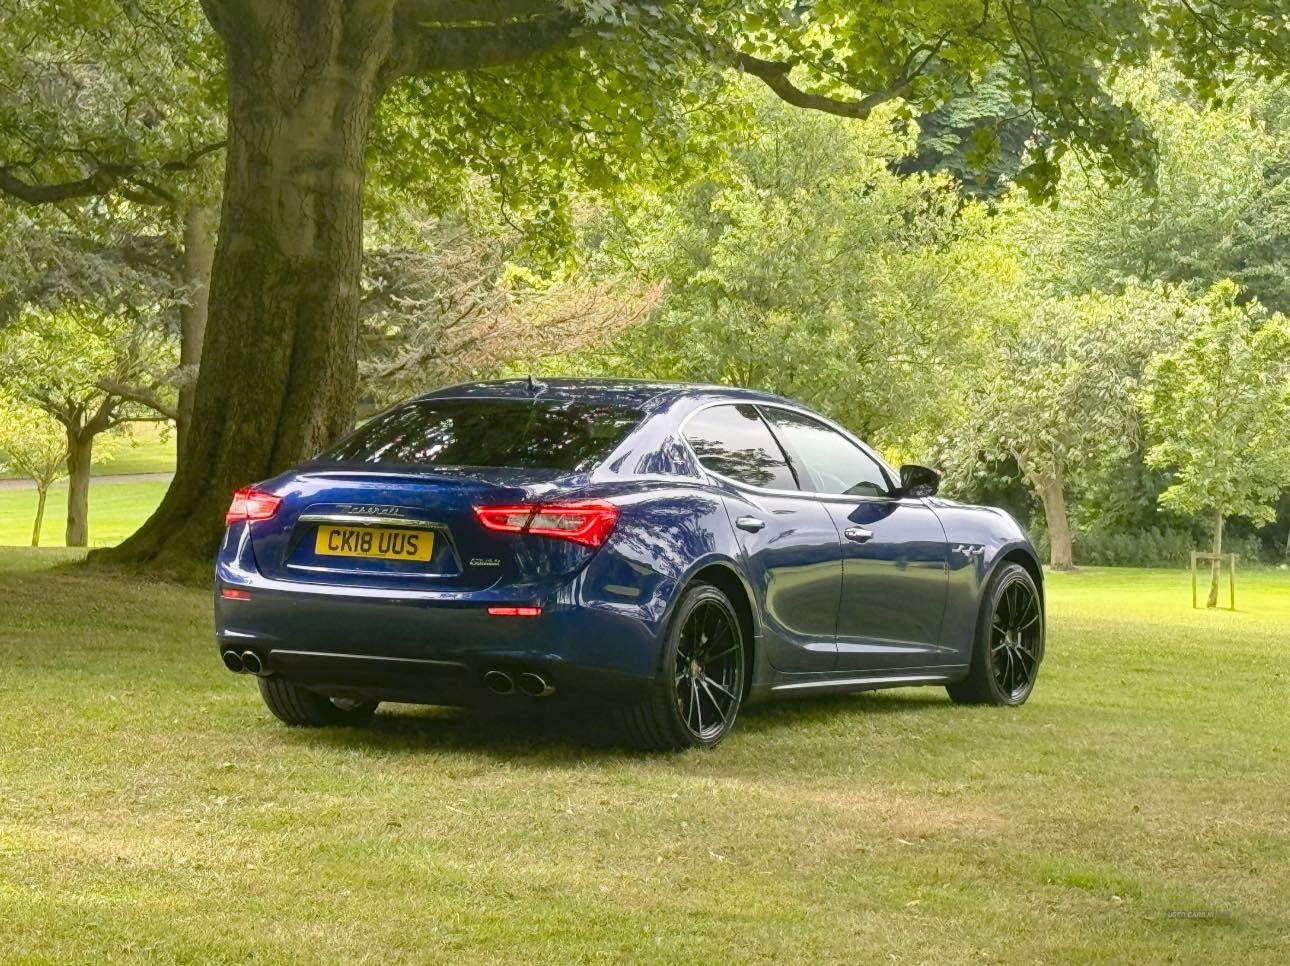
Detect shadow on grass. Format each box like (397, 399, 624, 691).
(737, 689, 950, 734)
(284, 686, 952, 764)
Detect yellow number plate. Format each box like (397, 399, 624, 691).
(314, 525, 434, 562)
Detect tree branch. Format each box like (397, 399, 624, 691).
(732, 51, 911, 120)
(392, 10, 583, 76)
(0, 167, 119, 205)
(83, 393, 120, 438)
(162, 140, 229, 172)
(0, 141, 226, 208)
(95, 380, 178, 420)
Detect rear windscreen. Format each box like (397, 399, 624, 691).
(321, 398, 643, 472)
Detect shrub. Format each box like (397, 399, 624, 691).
(1029, 527, 1239, 568)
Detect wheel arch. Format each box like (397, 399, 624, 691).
(998, 545, 1043, 601)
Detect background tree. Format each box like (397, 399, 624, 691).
(0, 308, 175, 546)
(942, 286, 1191, 570)
(0, 0, 224, 456)
(935, 63, 1290, 565)
(1006, 66, 1290, 314)
(73, 0, 1282, 573)
(1138, 283, 1290, 606)
(896, 66, 1033, 197)
(360, 208, 659, 407)
(556, 91, 998, 447)
(0, 402, 69, 546)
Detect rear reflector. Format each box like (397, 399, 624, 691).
(473, 500, 619, 547)
(225, 487, 282, 524)
(487, 606, 542, 617)
(220, 587, 252, 601)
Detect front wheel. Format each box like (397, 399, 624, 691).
(616, 582, 747, 751)
(947, 562, 1043, 706)
(257, 677, 379, 726)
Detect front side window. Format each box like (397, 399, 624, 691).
(760, 407, 891, 497)
(683, 404, 798, 490)
(322, 399, 642, 472)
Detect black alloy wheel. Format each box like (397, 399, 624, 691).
(989, 576, 1042, 701)
(616, 582, 747, 750)
(948, 562, 1043, 706)
(673, 595, 744, 742)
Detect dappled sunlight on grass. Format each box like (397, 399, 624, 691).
(0, 554, 1286, 961)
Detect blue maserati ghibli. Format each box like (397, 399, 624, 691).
(215, 379, 1044, 749)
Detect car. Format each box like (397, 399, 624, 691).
(215, 378, 1045, 749)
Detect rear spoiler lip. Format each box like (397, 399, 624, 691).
(297, 460, 588, 484)
(277, 464, 595, 503)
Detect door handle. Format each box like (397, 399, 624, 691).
(844, 526, 873, 543)
(735, 516, 765, 533)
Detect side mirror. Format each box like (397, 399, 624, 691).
(899, 464, 940, 498)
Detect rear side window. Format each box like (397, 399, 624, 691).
(683, 404, 798, 490)
(323, 399, 642, 472)
(760, 407, 891, 497)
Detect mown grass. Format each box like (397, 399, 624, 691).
(0, 479, 169, 547)
(0, 552, 1286, 962)
(94, 422, 177, 476)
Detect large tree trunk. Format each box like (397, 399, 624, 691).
(1207, 509, 1224, 609)
(1014, 451, 1074, 571)
(92, 4, 395, 574)
(65, 430, 94, 547)
(177, 205, 218, 462)
(1037, 475, 1074, 571)
(31, 486, 48, 547)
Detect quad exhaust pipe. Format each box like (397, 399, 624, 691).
(517, 672, 554, 698)
(221, 649, 271, 677)
(483, 669, 554, 697)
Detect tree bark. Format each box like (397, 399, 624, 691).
(1208, 509, 1224, 608)
(177, 205, 218, 461)
(65, 430, 94, 547)
(93, 3, 396, 573)
(1037, 475, 1075, 571)
(31, 487, 48, 547)
(1014, 451, 1074, 571)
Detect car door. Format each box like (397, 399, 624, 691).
(682, 403, 841, 672)
(758, 406, 951, 671)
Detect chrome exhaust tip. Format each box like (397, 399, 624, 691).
(221, 649, 245, 673)
(240, 650, 267, 676)
(517, 672, 555, 698)
(483, 670, 515, 695)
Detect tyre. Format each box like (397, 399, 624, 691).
(257, 677, 379, 726)
(616, 582, 747, 751)
(947, 562, 1043, 706)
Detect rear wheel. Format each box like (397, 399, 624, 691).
(257, 677, 379, 726)
(617, 582, 747, 751)
(947, 562, 1043, 706)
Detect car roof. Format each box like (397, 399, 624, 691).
(416, 377, 795, 409)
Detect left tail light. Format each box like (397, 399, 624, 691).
(473, 500, 619, 548)
(225, 487, 282, 525)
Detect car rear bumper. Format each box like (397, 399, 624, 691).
(214, 569, 664, 707)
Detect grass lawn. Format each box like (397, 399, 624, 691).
(0, 479, 169, 547)
(0, 555, 1286, 962)
(94, 422, 177, 476)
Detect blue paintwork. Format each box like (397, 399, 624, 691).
(214, 378, 1042, 706)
